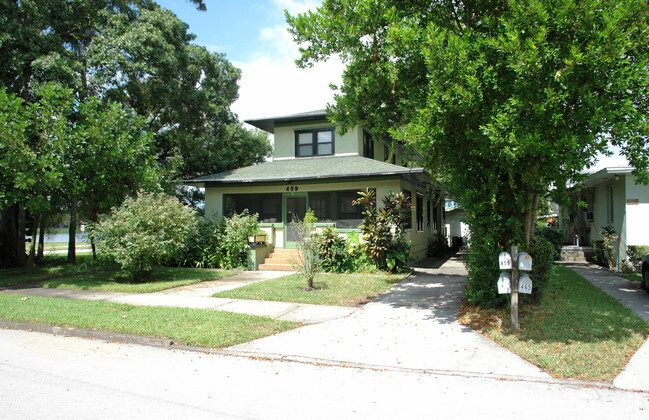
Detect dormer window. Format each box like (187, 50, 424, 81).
(295, 128, 335, 157)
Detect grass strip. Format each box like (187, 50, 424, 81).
(41, 267, 236, 293)
(458, 265, 649, 381)
(214, 272, 404, 306)
(620, 273, 642, 282)
(0, 294, 298, 348)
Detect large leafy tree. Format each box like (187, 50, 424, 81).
(288, 0, 649, 306)
(0, 0, 270, 266)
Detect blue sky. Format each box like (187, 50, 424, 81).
(156, 0, 343, 121)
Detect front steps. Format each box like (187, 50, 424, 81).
(560, 246, 593, 262)
(258, 248, 300, 271)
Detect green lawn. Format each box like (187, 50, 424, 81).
(620, 273, 642, 282)
(0, 255, 100, 287)
(0, 294, 297, 348)
(459, 265, 649, 381)
(41, 267, 236, 293)
(1, 256, 236, 293)
(214, 272, 404, 306)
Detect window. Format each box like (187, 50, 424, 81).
(402, 190, 412, 229)
(295, 128, 334, 157)
(309, 190, 367, 229)
(224, 193, 282, 223)
(416, 193, 424, 232)
(363, 131, 374, 158)
(384, 144, 396, 164)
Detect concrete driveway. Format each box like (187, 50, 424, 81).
(231, 255, 550, 379)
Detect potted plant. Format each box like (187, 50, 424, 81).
(249, 229, 267, 244)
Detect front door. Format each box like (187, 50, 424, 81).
(284, 195, 307, 248)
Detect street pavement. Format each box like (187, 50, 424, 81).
(2, 327, 649, 420)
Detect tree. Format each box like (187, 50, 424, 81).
(0, 1, 271, 266)
(0, 84, 72, 272)
(67, 97, 158, 259)
(287, 0, 649, 306)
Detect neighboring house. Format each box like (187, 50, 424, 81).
(559, 167, 649, 264)
(444, 200, 469, 248)
(184, 110, 444, 263)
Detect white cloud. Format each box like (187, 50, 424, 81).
(271, 0, 321, 15)
(232, 54, 343, 121)
(231, 1, 343, 122)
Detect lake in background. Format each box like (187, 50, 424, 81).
(43, 233, 87, 243)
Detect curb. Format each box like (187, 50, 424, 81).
(0, 320, 173, 348)
(1, 319, 637, 393)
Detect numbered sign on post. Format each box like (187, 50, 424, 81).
(499, 252, 512, 270)
(518, 274, 533, 294)
(518, 252, 533, 271)
(498, 272, 512, 294)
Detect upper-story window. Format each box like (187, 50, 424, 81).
(363, 131, 374, 158)
(295, 128, 335, 157)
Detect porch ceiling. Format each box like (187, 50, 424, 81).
(184, 155, 426, 187)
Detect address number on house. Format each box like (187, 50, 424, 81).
(286, 186, 299, 192)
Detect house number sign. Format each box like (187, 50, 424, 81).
(286, 186, 299, 192)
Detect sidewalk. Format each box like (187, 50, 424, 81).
(562, 262, 649, 392)
(0, 270, 357, 324)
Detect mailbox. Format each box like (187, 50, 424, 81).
(498, 272, 512, 294)
(518, 252, 533, 271)
(499, 252, 512, 270)
(518, 274, 533, 294)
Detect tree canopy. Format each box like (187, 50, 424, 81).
(0, 0, 271, 267)
(288, 0, 649, 306)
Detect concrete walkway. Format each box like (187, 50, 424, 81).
(0, 270, 357, 324)
(562, 262, 649, 392)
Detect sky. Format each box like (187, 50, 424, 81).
(156, 0, 629, 172)
(156, 0, 343, 121)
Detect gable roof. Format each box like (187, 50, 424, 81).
(245, 110, 328, 134)
(184, 155, 425, 187)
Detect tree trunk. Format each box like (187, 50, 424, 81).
(16, 202, 27, 266)
(26, 213, 40, 274)
(522, 192, 540, 247)
(37, 216, 45, 262)
(68, 196, 77, 263)
(0, 206, 19, 267)
(529, 195, 539, 242)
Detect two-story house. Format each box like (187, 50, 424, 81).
(184, 110, 444, 268)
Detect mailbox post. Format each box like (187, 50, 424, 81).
(511, 246, 519, 331)
(497, 245, 532, 332)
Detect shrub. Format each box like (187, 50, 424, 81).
(427, 230, 450, 257)
(535, 226, 563, 261)
(627, 245, 649, 272)
(464, 237, 507, 308)
(600, 225, 619, 269)
(353, 188, 412, 272)
(221, 210, 259, 269)
(591, 240, 607, 267)
(94, 191, 198, 280)
(318, 227, 355, 273)
(523, 236, 555, 303)
(291, 209, 320, 289)
(179, 215, 226, 268)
